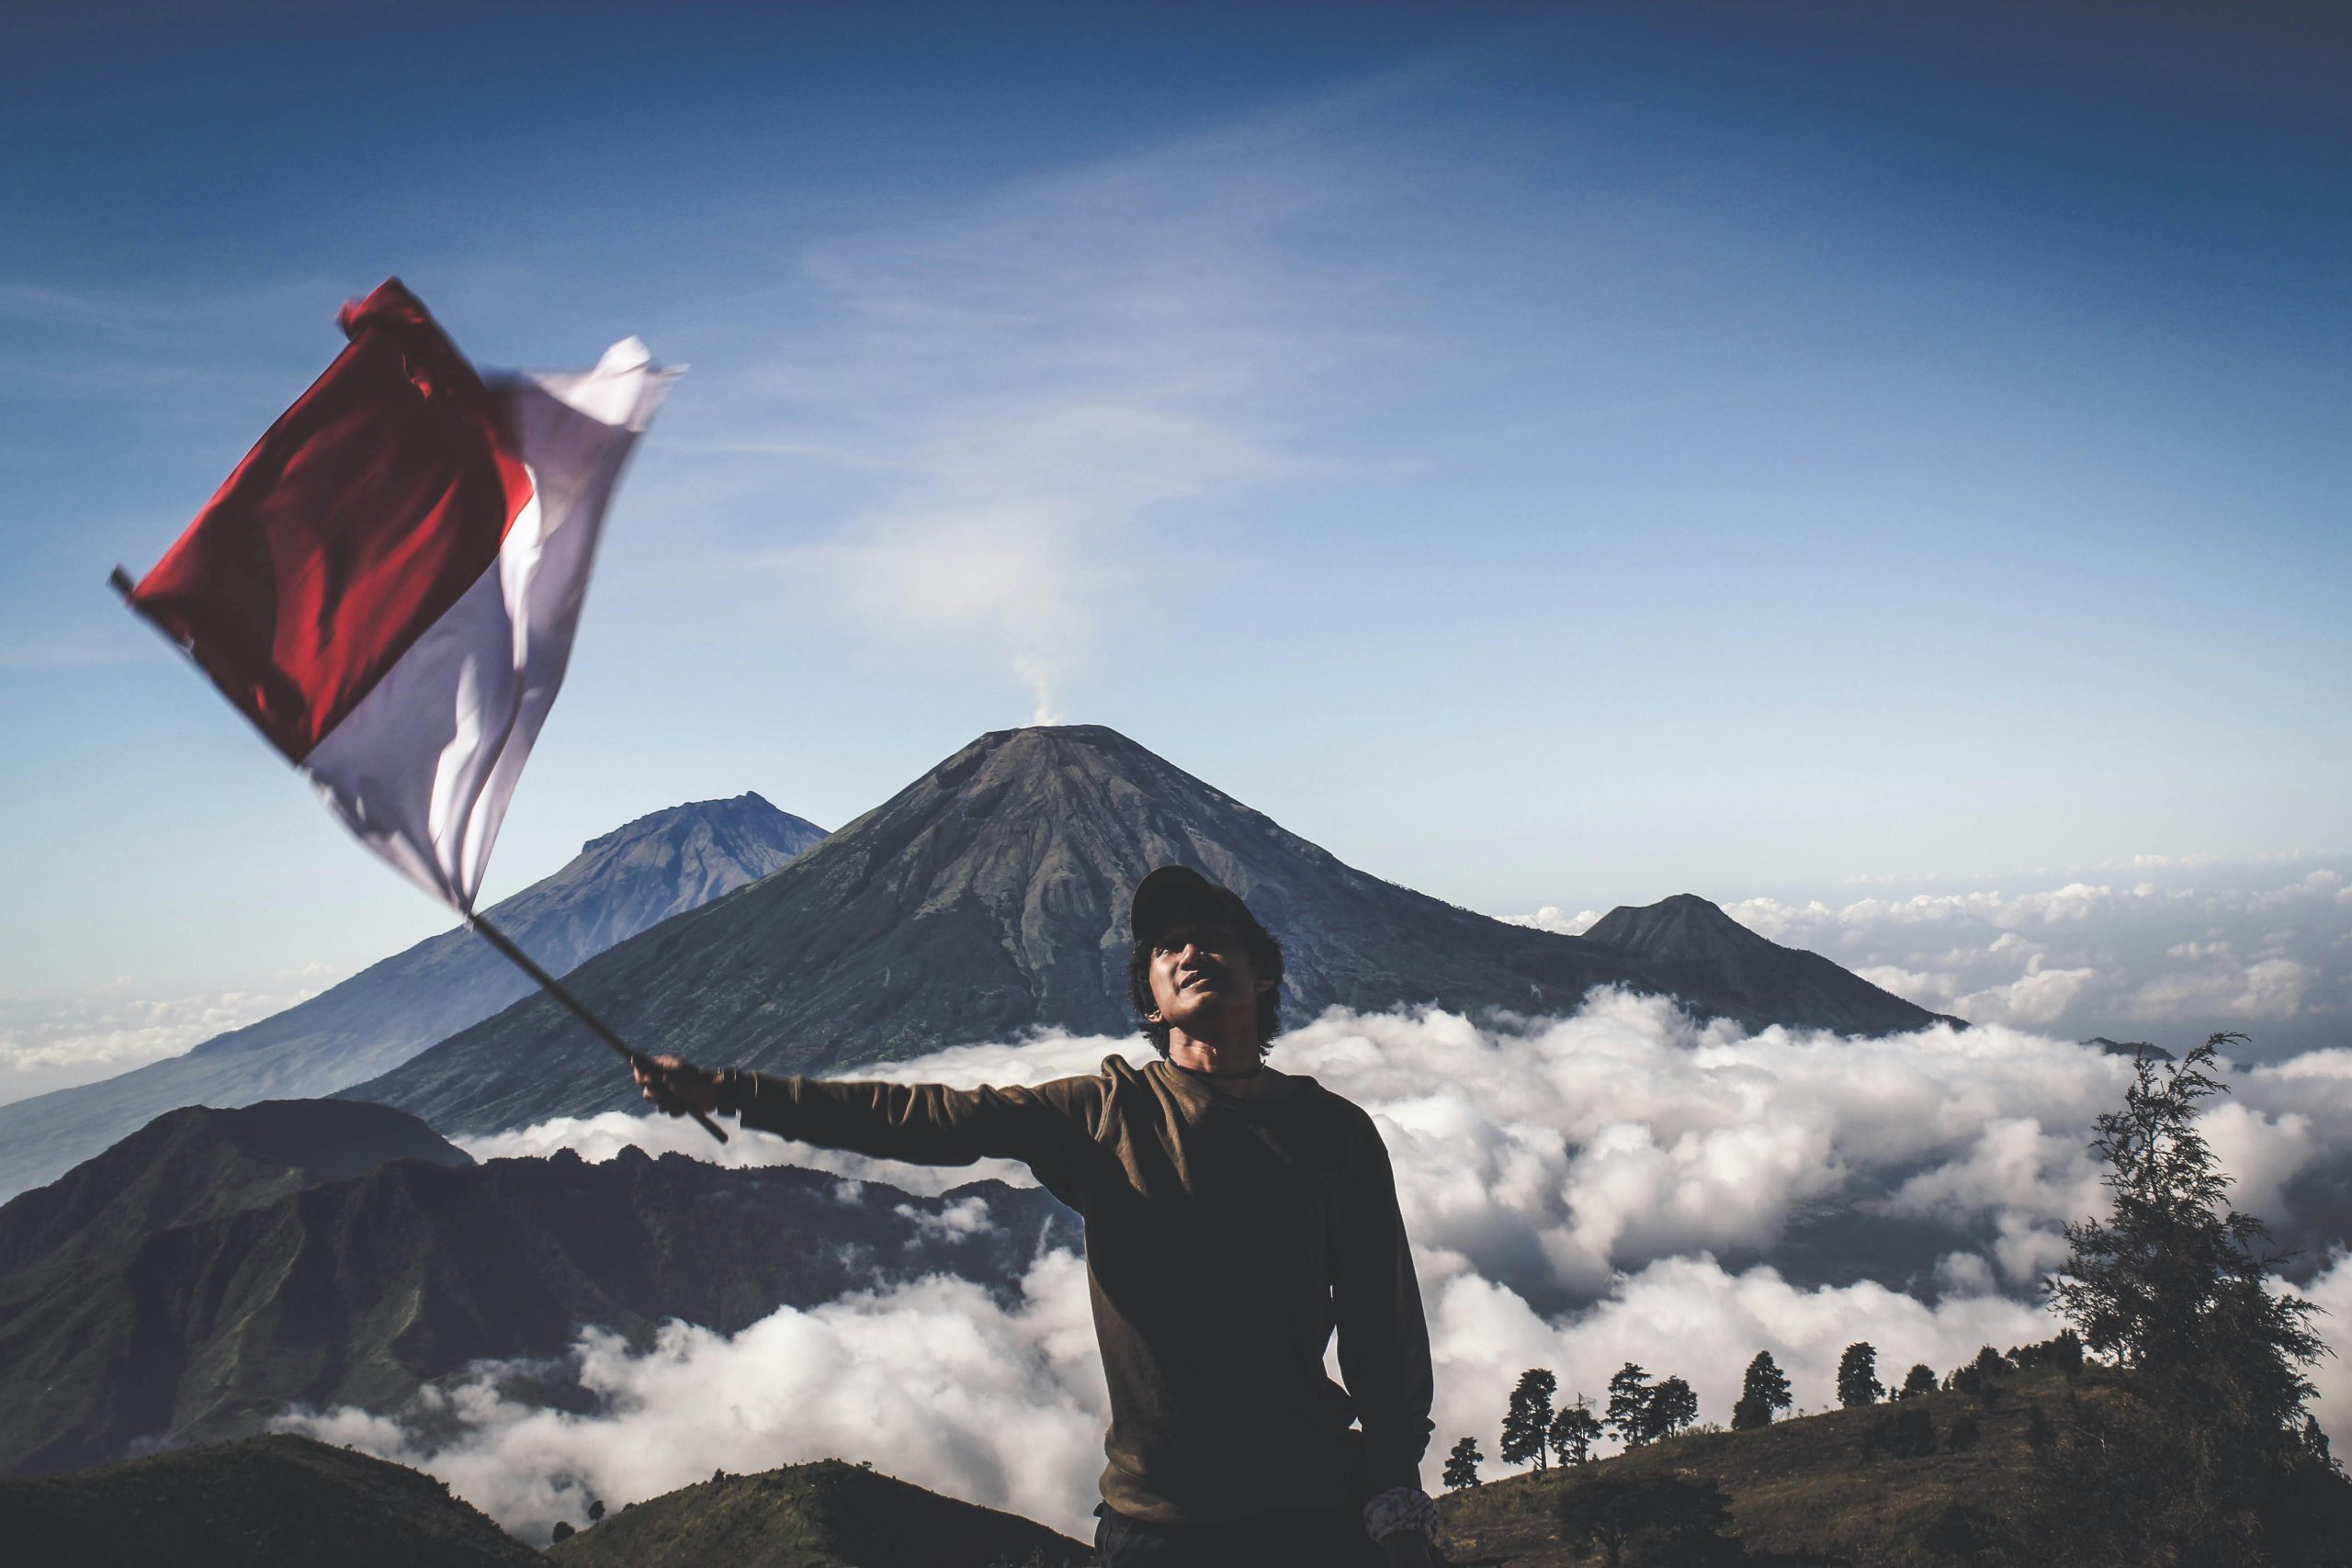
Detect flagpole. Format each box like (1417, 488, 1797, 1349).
(468, 914, 729, 1145)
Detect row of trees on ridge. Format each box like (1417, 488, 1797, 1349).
(1442, 1333, 2068, 1492)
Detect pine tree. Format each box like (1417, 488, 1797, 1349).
(1551, 1396, 1603, 1467)
(1645, 1375, 1700, 1443)
(1897, 1363, 1937, 1401)
(1500, 1367, 1559, 1471)
(1836, 1342, 1883, 1407)
(1605, 1363, 1655, 1449)
(2034, 1034, 2352, 1565)
(1732, 1350, 1792, 1430)
(1442, 1436, 1483, 1492)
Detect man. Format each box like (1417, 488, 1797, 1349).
(635, 864, 1441, 1567)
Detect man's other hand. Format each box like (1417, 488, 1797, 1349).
(1378, 1529, 1439, 1568)
(634, 1055, 721, 1117)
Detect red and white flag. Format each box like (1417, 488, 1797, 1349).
(121, 278, 675, 914)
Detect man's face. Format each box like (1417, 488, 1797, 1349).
(1144, 909, 1269, 1045)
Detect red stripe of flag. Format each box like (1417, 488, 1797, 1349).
(127, 278, 534, 762)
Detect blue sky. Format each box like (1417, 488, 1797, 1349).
(1, 0, 2346, 1069)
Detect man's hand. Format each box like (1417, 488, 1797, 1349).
(633, 1055, 722, 1118)
(1377, 1529, 1438, 1568)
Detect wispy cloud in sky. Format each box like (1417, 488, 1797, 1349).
(714, 94, 1401, 720)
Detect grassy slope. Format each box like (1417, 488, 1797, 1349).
(546, 1458, 1090, 1568)
(1437, 1371, 2078, 1566)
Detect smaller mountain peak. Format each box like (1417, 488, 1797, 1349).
(1655, 892, 1733, 916)
(2089, 1036, 2176, 1063)
(1581, 893, 1764, 958)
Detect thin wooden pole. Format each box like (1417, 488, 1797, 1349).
(106, 570, 725, 1144)
(469, 913, 729, 1144)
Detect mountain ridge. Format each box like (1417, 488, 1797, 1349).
(0, 794, 825, 1200)
(0, 1098, 1073, 1476)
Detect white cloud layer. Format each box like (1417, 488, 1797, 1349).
(347, 991, 2352, 1543)
(729, 100, 1385, 721)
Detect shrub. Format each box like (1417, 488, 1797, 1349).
(1732, 1352, 1792, 1431)
(1647, 1376, 1701, 1443)
(1442, 1435, 1482, 1491)
(1860, 1405, 1937, 1461)
(1837, 1343, 1883, 1408)
(2008, 1328, 2085, 1378)
(1553, 1398, 1603, 1467)
(1943, 1346, 2008, 1408)
(1556, 1472, 1743, 1567)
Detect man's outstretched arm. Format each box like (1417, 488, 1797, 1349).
(635, 1055, 1101, 1173)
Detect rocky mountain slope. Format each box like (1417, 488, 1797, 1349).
(345, 726, 1944, 1135)
(0, 1433, 541, 1568)
(0, 1100, 1074, 1475)
(546, 1458, 1089, 1567)
(0, 794, 824, 1201)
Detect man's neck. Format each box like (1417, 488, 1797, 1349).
(1166, 1032, 1281, 1098)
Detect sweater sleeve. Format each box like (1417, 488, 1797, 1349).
(1333, 1113, 1435, 1497)
(729, 1071, 1103, 1188)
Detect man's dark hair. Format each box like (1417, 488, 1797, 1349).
(1126, 908, 1284, 1060)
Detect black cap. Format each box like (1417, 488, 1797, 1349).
(1129, 865, 1270, 947)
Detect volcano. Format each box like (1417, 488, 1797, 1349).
(344, 726, 1946, 1135)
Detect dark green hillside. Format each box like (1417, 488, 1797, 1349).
(1438, 1371, 2075, 1565)
(545, 1458, 1088, 1568)
(0, 1432, 540, 1568)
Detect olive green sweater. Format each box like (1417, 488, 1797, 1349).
(730, 1055, 1433, 1525)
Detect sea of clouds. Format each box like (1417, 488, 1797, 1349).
(284, 989, 2352, 1544)
(0, 975, 325, 1106)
